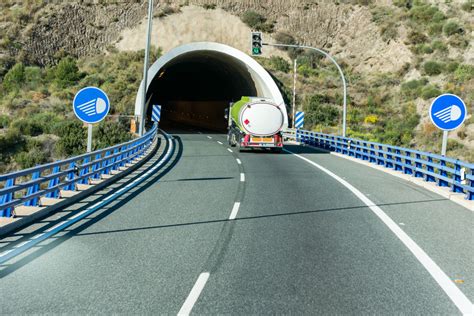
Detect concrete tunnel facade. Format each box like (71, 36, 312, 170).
(134, 42, 287, 132)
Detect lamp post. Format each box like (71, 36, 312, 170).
(139, 0, 154, 136)
(264, 43, 348, 137)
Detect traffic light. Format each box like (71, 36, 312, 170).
(251, 32, 262, 56)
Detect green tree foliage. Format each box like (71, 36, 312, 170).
(94, 121, 131, 150)
(2, 62, 25, 92)
(54, 57, 81, 88)
(53, 121, 86, 157)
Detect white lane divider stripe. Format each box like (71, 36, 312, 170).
(217, 141, 223, 145)
(236, 158, 241, 165)
(240, 173, 245, 182)
(178, 272, 210, 316)
(207, 136, 212, 139)
(229, 202, 240, 220)
(227, 148, 233, 153)
(284, 149, 473, 315)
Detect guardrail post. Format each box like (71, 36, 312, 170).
(111, 148, 120, 171)
(24, 171, 41, 206)
(92, 153, 102, 179)
(0, 178, 15, 217)
(415, 153, 423, 178)
(394, 149, 403, 171)
(361, 142, 368, 161)
(355, 141, 361, 158)
(377, 145, 384, 165)
(438, 160, 448, 187)
(63, 162, 77, 191)
(102, 151, 111, 175)
(404, 152, 413, 175)
(369, 144, 376, 163)
(452, 162, 463, 193)
(78, 157, 90, 184)
(426, 157, 436, 182)
(46, 166, 61, 198)
(386, 148, 394, 168)
(468, 169, 473, 200)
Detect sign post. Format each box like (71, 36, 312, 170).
(73, 87, 110, 152)
(429, 94, 467, 156)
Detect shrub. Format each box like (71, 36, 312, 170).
(431, 40, 447, 53)
(15, 147, 47, 169)
(2, 62, 25, 91)
(454, 64, 474, 82)
(303, 94, 339, 126)
(241, 10, 274, 32)
(461, 1, 472, 12)
(10, 118, 44, 136)
(0, 115, 9, 128)
(241, 10, 266, 29)
(274, 32, 302, 59)
(94, 121, 131, 150)
(421, 85, 441, 100)
(409, 5, 445, 23)
(443, 21, 463, 37)
(53, 120, 86, 157)
(269, 56, 290, 73)
(54, 57, 81, 88)
(364, 114, 378, 124)
(407, 31, 428, 45)
(423, 61, 443, 75)
(203, 4, 216, 10)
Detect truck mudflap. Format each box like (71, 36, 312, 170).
(240, 134, 284, 148)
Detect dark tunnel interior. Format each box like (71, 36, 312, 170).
(147, 51, 258, 132)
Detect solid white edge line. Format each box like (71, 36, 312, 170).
(217, 141, 223, 145)
(240, 173, 245, 182)
(283, 148, 473, 315)
(178, 272, 210, 316)
(236, 158, 242, 165)
(227, 148, 233, 153)
(229, 202, 240, 220)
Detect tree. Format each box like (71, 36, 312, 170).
(53, 121, 86, 157)
(54, 57, 80, 88)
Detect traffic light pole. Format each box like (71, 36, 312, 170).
(139, 0, 154, 137)
(263, 43, 348, 137)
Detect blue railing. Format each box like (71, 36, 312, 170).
(296, 129, 474, 201)
(0, 125, 158, 217)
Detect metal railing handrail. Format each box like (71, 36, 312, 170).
(295, 129, 473, 201)
(0, 125, 158, 217)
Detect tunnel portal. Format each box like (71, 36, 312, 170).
(135, 42, 287, 132)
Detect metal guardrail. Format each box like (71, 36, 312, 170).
(0, 124, 158, 217)
(294, 129, 474, 201)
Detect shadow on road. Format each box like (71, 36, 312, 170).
(0, 135, 184, 278)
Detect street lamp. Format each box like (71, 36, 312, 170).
(139, 0, 154, 136)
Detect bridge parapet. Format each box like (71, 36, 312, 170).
(0, 125, 158, 218)
(295, 129, 474, 201)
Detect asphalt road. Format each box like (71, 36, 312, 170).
(0, 130, 472, 315)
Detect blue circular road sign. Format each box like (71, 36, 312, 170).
(429, 94, 467, 131)
(73, 87, 110, 124)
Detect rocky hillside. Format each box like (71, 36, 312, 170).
(0, 0, 473, 161)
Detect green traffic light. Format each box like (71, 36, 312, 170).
(252, 47, 261, 55)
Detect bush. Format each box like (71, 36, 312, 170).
(274, 32, 302, 59)
(54, 57, 81, 88)
(409, 5, 445, 23)
(2, 62, 25, 91)
(443, 21, 463, 37)
(241, 10, 266, 29)
(364, 114, 378, 124)
(421, 85, 441, 100)
(423, 61, 443, 75)
(15, 147, 47, 169)
(461, 1, 472, 12)
(10, 118, 44, 136)
(269, 56, 290, 73)
(94, 121, 131, 150)
(407, 31, 428, 45)
(0, 115, 9, 128)
(303, 94, 339, 126)
(53, 120, 86, 157)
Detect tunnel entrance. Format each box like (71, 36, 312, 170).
(148, 51, 257, 132)
(135, 42, 287, 133)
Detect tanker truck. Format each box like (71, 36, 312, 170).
(226, 97, 285, 152)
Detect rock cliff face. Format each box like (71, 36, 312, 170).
(14, 0, 413, 73)
(22, 2, 147, 65)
